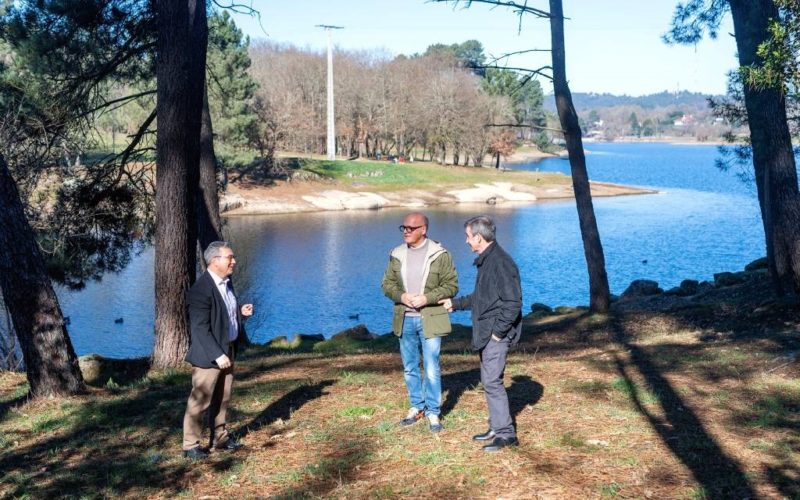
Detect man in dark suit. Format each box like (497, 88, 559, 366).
(182, 241, 253, 460)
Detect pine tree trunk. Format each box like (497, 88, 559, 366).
(550, 0, 610, 312)
(729, 0, 800, 295)
(198, 84, 223, 252)
(152, 0, 206, 368)
(0, 155, 85, 396)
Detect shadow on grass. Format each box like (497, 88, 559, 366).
(440, 370, 543, 424)
(441, 368, 480, 417)
(610, 317, 757, 498)
(271, 428, 374, 499)
(0, 371, 195, 498)
(0, 395, 26, 423)
(508, 375, 544, 421)
(235, 379, 335, 440)
(726, 386, 800, 498)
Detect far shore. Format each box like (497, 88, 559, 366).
(221, 157, 656, 216)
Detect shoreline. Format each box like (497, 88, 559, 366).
(222, 176, 656, 216)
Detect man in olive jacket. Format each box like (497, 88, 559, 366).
(382, 212, 458, 432)
(440, 215, 522, 452)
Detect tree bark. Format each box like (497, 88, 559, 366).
(0, 155, 85, 397)
(729, 0, 800, 295)
(549, 0, 610, 312)
(198, 83, 223, 252)
(152, 0, 206, 368)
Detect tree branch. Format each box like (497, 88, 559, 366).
(486, 123, 564, 133)
(474, 64, 554, 81)
(431, 0, 552, 18)
(82, 90, 157, 118)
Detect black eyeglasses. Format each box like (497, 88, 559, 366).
(399, 225, 424, 233)
(214, 254, 235, 261)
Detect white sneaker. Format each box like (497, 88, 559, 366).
(400, 407, 424, 426)
(428, 414, 443, 433)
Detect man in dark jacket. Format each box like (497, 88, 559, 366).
(182, 241, 253, 460)
(440, 215, 522, 452)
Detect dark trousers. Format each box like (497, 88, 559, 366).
(479, 338, 515, 439)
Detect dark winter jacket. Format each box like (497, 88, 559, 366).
(452, 242, 522, 350)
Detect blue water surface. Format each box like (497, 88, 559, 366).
(54, 142, 764, 357)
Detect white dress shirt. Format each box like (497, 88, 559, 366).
(208, 270, 238, 342)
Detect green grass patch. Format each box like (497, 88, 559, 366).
(0, 383, 28, 403)
(612, 377, 660, 405)
(747, 395, 796, 428)
(413, 450, 451, 466)
(306, 429, 334, 443)
(684, 486, 709, 499)
(296, 158, 568, 191)
(558, 431, 587, 449)
(599, 481, 622, 497)
(312, 335, 396, 354)
(565, 379, 611, 396)
(338, 370, 382, 386)
(339, 406, 377, 417)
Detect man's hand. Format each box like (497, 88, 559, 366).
(240, 303, 254, 317)
(400, 292, 415, 308)
(408, 294, 427, 309)
(215, 354, 231, 369)
(438, 298, 453, 312)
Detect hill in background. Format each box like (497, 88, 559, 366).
(544, 91, 737, 142)
(544, 90, 721, 112)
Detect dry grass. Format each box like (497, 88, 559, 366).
(1, 278, 799, 498)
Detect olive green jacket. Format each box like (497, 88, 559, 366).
(381, 239, 459, 338)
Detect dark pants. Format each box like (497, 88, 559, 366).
(479, 338, 515, 439)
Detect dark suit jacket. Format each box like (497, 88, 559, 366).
(185, 271, 242, 369)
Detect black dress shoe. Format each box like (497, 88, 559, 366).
(214, 438, 243, 451)
(183, 447, 209, 460)
(472, 429, 496, 441)
(482, 436, 519, 452)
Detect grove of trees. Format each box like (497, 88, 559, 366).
(247, 40, 549, 168)
(3, 0, 800, 397)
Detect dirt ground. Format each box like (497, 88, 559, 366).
(0, 269, 798, 498)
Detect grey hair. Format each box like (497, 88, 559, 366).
(204, 241, 232, 264)
(464, 215, 496, 242)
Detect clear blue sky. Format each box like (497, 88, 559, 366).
(230, 0, 737, 97)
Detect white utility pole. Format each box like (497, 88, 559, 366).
(317, 24, 343, 161)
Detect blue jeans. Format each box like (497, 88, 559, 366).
(399, 315, 442, 416)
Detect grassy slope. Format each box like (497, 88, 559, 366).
(0, 274, 798, 498)
(289, 158, 571, 192)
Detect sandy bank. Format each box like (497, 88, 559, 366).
(222, 178, 655, 216)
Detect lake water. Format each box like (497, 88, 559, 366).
(53, 142, 764, 358)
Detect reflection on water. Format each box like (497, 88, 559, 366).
(45, 143, 763, 357)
